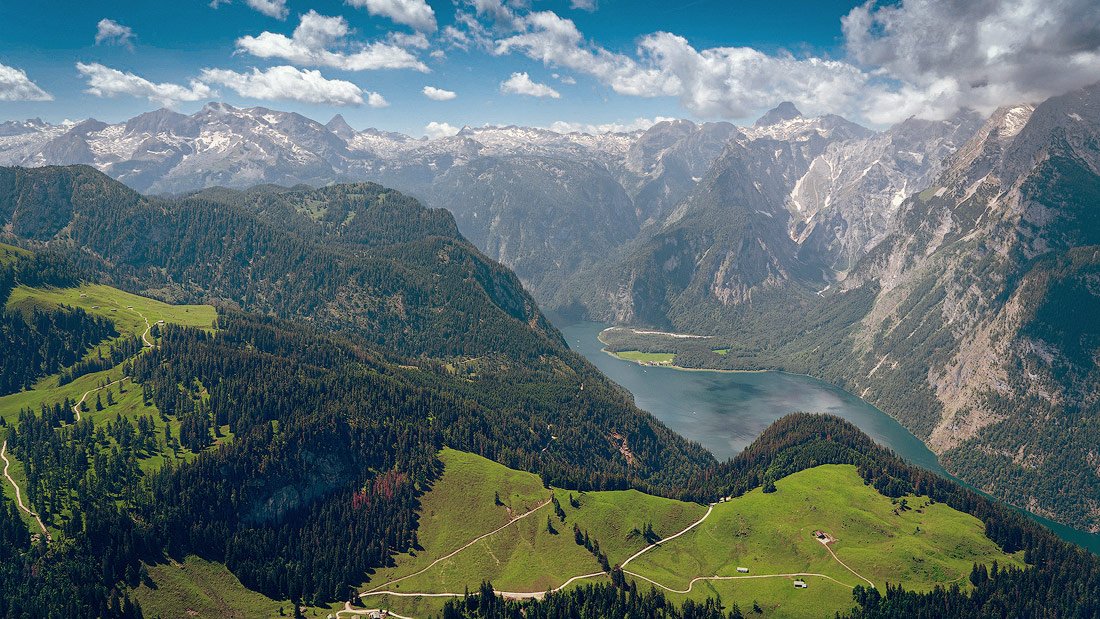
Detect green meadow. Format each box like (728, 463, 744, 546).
(611, 350, 676, 364)
(362, 454, 1025, 619)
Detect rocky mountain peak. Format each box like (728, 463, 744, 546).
(754, 101, 803, 127)
(326, 114, 357, 139)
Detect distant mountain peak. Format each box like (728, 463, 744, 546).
(327, 114, 357, 139)
(754, 102, 802, 127)
(201, 101, 238, 114)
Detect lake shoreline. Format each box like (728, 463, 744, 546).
(597, 328, 813, 378)
(569, 320, 1100, 554)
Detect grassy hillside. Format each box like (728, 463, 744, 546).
(1, 283, 216, 424)
(0, 283, 217, 534)
(6, 283, 216, 338)
(358, 451, 1023, 619)
(0, 242, 31, 265)
(363, 450, 705, 597)
(630, 464, 1024, 616)
(132, 556, 339, 619)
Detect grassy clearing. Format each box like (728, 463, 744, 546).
(0, 242, 31, 265)
(1, 283, 215, 426)
(363, 450, 704, 605)
(0, 284, 214, 532)
(612, 350, 676, 364)
(6, 283, 216, 339)
(133, 556, 333, 619)
(366, 454, 1024, 619)
(713, 348, 730, 356)
(629, 465, 1025, 617)
(0, 427, 40, 533)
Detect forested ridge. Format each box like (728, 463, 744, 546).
(0, 166, 1098, 617)
(0, 247, 115, 396)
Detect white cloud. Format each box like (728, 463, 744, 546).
(570, 0, 596, 11)
(95, 19, 134, 49)
(430, 49, 446, 59)
(346, 0, 437, 32)
(424, 120, 461, 139)
(0, 63, 52, 101)
(441, 25, 471, 50)
(552, 72, 576, 84)
(367, 92, 389, 107)
(247, 0, 289, 19)
(843, 0, 1100, 123)
(200, 65, 372, 106)
(422, 85, 457, 100)
(500, 71, 560, 98)
(389, 31, 431, 49)
(236, 10, 429, 72)
(488, 2, 1100, 125)
(548, 116, 675, 134)
(76, 62, 212, 106)
(494, 11, 870, 120)
(210, 0, 288, 19)
(466, 0, 522, 31)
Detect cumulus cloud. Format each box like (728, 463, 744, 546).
(495, 11, 865, 117)
(422, 85, 457, 100)
(236, 10, 429, 72)
(366, 92, 389, 107)
(0, 63, 52, 101)
(200, 65, 375, 106)
(548, 116, 675, 134)
(76, 62, 212, 106)
(346, 0, 437, 32)
(488, 2, 1100, 125)
(843, 0, 1100, 123)
(500, 71, 560, 98)
(467, 0, 522, 31)
(495, 12, 673, 98)
(570, 0, 597, 11)
(389, 31, 431, 49)
(210, 0, 289, 20)
(552, 73, 576, 84)
(95, 19, 135, 49)
(424, 120, 461, 138)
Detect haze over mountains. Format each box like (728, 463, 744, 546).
(2, 82, 1099, 533)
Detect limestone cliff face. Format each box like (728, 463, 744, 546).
(841, 86, 1100, 530)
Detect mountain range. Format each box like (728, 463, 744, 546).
(2, 83, 1098, 533)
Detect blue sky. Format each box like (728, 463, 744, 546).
(0, 0, 1097, 136)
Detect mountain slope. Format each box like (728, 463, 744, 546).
(598, 85, 1100, 531)
(839, 86, 1100, 528)
(0, 166, 715, 493)
(0, 107, 734, 306)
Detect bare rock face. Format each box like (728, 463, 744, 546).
(786, 110, 984, 274)
(838, 84, 1100, 531)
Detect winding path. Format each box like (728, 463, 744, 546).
(358, 499, 720, 610)
(355, 493, 885, 617)
(72, 377, 129, 422)
(1, 440, 50, 540)
(71, 306, 156, 423)
(623, 570, 855, 594)
(133, 308, 155, 348)
(620, 503, 714, 569)
(363, 499, 552, 595)
(816, 536, 876, 589)
(0, 305, 158, 540)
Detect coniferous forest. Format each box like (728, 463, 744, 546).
(0, 166, 1098, 618)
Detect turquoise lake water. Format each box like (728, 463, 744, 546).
(559, 321, 1100, 554)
